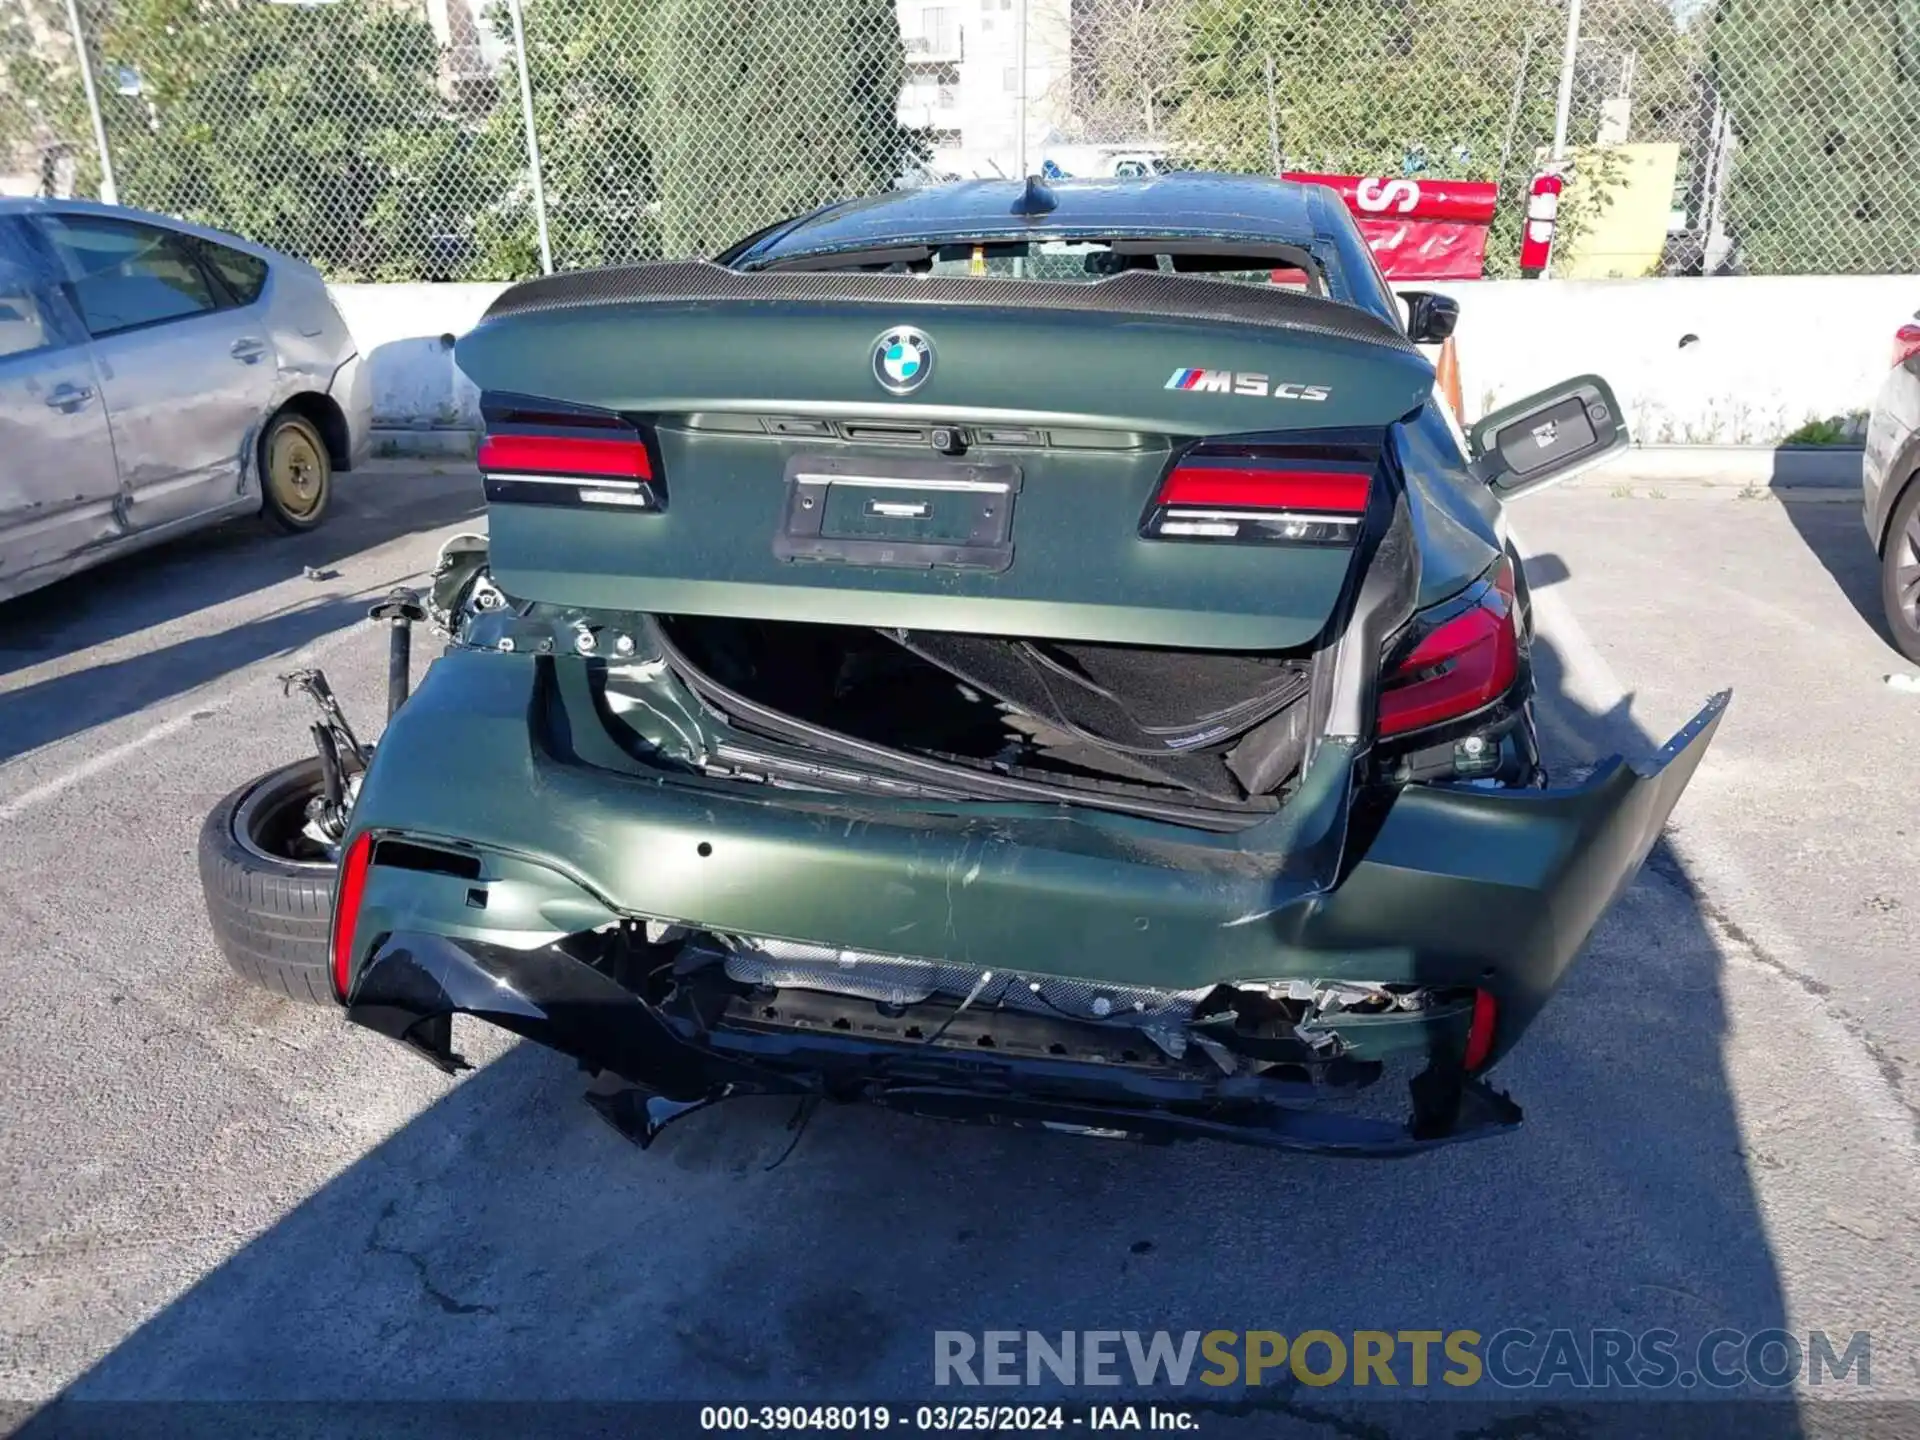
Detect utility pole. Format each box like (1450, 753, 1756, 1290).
(505, 0, 553, 275)
(1544, 0, 1582, 279)
(1264, 55, 1280, 177)
(1551, 0, 1582, 161)
(1013, 0, 1029, 179)
(61, 0, 117, 204)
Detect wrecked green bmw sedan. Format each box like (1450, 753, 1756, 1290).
(198, 174, 1726, 1154)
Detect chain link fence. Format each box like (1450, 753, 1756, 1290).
(4, 0, 1915, 282)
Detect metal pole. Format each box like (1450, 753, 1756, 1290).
(60, 0, 116, 204)
(1551, 0, 1581, 161)
(1264, 55, 1281, 177)
(1012, 0, 1029, 178)
(1494, 25, 1538, 194)
(505, 0, 553, 275)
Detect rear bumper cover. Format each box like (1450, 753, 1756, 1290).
(337, 650, 1726, 1150)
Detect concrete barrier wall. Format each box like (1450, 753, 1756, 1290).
(328, 283, 509, 441)
(1418, 275, 1911, 445)
(330, 275, 1916, 447)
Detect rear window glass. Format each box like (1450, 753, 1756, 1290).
(795, 240, 1330, 298)
(200, 240, 269, 306)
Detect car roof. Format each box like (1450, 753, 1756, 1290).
(0, 195, 281, 263)
(738, 173, 1353, 264)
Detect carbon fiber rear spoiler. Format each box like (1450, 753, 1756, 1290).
(480, 259, 1417, 354)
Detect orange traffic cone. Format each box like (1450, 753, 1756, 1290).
(1435, 335, 1465, 424)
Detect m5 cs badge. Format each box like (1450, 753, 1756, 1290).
(1166, 369, 1332, 401)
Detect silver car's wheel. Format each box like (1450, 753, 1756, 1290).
(1882, 479, 1920, 663)
(260, 411, 333, 532)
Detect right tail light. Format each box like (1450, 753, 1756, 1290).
(1377, 556, 1521, 739)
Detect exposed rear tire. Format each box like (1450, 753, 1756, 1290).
(198, 758, 338, 1004)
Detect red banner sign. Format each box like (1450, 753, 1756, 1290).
(1283, 173, 1501, 281)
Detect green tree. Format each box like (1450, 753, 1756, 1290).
(1071, 0, 1194, 141)
(1156, 0, 1699, 276)
(476, 0, 662, 275)
(1707, 0, 1920, 273)
(644, 0, 920, 258)
(1171, 0, 1554, 177)
(82, 0, 500, 279)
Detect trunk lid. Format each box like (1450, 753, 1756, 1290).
(455, 262, 1432, 651)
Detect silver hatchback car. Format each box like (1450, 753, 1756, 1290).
(0, 198, 370, 602)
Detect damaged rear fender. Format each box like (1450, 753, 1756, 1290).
(1278, 690, 1730, 1066)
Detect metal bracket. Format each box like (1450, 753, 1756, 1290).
(281, 667, 369, 771)
(368, 588, 428, 720)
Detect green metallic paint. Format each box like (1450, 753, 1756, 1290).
(457, 296, 1441, 648)
(343, 648, 1725, 1066)
(457, 303, 1430, 435)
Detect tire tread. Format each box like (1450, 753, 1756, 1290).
(197, 759, 338, 1005)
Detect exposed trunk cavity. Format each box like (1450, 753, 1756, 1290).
(655, 615, 1316, 811)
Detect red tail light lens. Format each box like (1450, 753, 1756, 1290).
(477, 399, 661, 511)
(330, 831, 374, 1002)
(1377, 556, 1520, 738)
(1894, 323, 1920, 369)
(477, 433, 653, 481)
(1463, 988, 1498, 1071)
(1143, 452, 1371, 546)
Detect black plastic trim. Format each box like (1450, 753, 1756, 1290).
(479, 260, 1418, 353)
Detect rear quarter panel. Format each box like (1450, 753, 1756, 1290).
(1865, 361, 1920, 547)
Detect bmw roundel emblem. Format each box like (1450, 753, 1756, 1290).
(872, 326, 935, 395)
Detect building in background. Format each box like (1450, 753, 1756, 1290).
(423, 0, 508, 109)
(895, 0, 1072, 179)
(0, 0, 82, 198)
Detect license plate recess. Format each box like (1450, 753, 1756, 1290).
(774, 453, 1023, 572)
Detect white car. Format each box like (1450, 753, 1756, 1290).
(0, 197, 370, 602)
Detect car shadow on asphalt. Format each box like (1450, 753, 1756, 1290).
(0, 468, 482, 681)
(0, 598, 371, 765)
(1778, 496, 1900, 657)
(11, 633, 1810, 1438)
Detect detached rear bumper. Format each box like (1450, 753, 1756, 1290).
(337, 650, 1725, 1150)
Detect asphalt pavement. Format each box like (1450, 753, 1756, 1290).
(0, 464, 1915, 1435)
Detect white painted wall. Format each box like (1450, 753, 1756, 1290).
(330, 276, 1917, 446)
(328, 282, 509, 435)
(1409, 276, 1914, 445)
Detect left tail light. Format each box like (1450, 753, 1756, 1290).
(1141, 445, 1371, 546)
(330, 831, 374, 1002)
(478, 398, 661, 510)
(1377, 555, 1521, 739)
